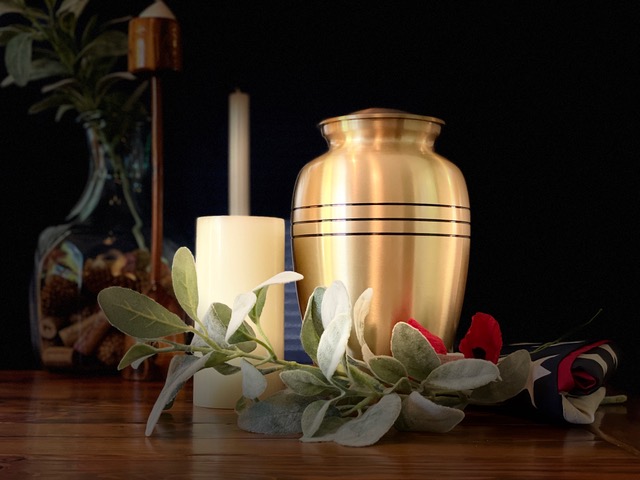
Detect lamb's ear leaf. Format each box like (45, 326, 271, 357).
(171, 247, 199, 322)
(98, 287, 190, 339)
(145, 353, 212, 436)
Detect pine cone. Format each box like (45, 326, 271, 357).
(40, 275, 78, 316)
(96, 329, 125, 367)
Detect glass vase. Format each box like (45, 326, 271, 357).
(29, 113, 179, 374)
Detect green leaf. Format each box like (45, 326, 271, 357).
(237, 390, 317, 435)
(241, 360, 267, 400)
(320, 280, 351, 330)
(316, 312, 352, 381)
(249, 285, 268, 324)
(346, 358, 385, 391)
(424, 358, 500, 391)
(395, 391, 465, 433)
(98, 287, 190, 339)
(117, 342, 160, 370)
(280, 369, 339, 396)
(383, 376, 413, 395)
(77, 29, 127, 59)
(352, 287, 373, 351)
(145, 353, 211, 436)
(0, 2, 25, 17)
(304, 393, 402, 447)
(300, 286, 325, 363)
(57, 0, 89, 18)
(367, 355, 409, 385)
(226, 292, 257, 342)
(470, 349, 531, 405)
(300, 399, 335, 438)
(391, 322, 441, 381)
(193, 302, 256, 353)
(212, 362, 241, 376)
(27, 93, 70, 115)
(171, 247, 199, 322)
(203, 351, 232, 368)
(248, 271, 302, 324)
(5, 31, 33, 86)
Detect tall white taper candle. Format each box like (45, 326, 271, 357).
(193, 215, 285, 408)
(228, 89, 250, 215)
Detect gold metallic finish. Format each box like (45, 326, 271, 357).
(128, 17, 182, 74)
(291, 109, 470, 355)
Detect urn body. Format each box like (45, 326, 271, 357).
(291, 109, 470, 355)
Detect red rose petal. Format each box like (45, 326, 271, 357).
(406, 318, 448, 354)
(458, 312, 503, 364)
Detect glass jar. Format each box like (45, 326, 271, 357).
(29, 113, 179, 373)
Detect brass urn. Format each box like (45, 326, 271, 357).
(291, 108, 470, 356)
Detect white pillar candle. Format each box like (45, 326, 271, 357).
(193, 215, 285, 408)
(228, 89, 250, 216)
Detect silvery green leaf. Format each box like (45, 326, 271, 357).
(330, 393, 402, 447)
(197, 302, 256, 352)
(391, 322, 441, 381)
(300, 399, 334, 438)
(470, 349, 531, 405)
(249, 285, 268, 324)
(248, 271, 302, 323)
(395, 391, 465, 433)
(241, 360, 267, 400)
(317, 312, 352, 380)
(203, 351, 231, 368)
(117, 342, 160, 371)
(320, 280, 351, 330)
(367, 355, 408, 385)
(361, 342, 375, 364)
(353, 287, 373, 348)
(195, 302, 231, 346)
(5, 32, 33, 86)
(212, 362, 241, 376)
(145, 353, 211, 436)
(237, 390, 317, 435)
(280, 369, 339, 396)
(431, 394, 468, 409)
(225, 292, 257, 342)
(425, 358, 500, 391)
(383, 376, 413, 395)
(171, 247, 199, 322)
(98, 287, 190, 339)
(347, 360, 384, 391)
(253, 271, 304, 290)
(300, 286, 326, 363)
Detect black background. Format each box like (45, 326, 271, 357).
(1, 1, 638, 393)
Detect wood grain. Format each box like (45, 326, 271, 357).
(0, 370, 638, 479)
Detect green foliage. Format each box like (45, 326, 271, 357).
(0, 0, 146, 130)
(97, 246, 532, 447)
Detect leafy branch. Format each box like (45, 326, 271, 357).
(0, 0, 147, 136)
(97, 246, 531, 447)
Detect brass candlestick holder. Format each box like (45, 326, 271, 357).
(123, 0, 184, 380)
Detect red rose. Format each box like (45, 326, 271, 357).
(406, 318, 448, 354)
(458, 312, 503, 364)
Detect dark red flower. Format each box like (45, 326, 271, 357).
(406, 318, 448, 354)
(458, 312, 503, 364)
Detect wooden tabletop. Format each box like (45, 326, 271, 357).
(0, 370, 638, 479)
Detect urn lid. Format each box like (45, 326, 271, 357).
(318, 108, 445, 128)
